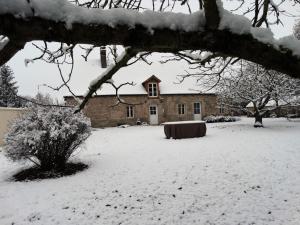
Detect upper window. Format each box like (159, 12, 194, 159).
(148, 83, 158, 97)
(194, 102, 201, 114)
(126, 106, 134, 118)
(178, 104, 185, 115)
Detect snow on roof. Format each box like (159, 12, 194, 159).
(91, 72, 215, 96)
(64, 57, 216, 97)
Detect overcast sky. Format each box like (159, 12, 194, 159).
(6, 0, 300, 101)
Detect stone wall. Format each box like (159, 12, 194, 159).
(161, 94, 217, 121)
(65, 94, 218, 127)
(0, 107, 26, 146)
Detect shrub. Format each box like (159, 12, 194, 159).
(204, 115, 240, 123)
(4, 106, 91, 171)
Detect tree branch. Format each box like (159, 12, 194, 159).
(75, 47, 137, 112)
(1, 7, 300, 78)
(0, 39, 25, 65)
(203, 0, 220, 29)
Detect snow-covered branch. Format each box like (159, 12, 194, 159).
(106, 81, 146, 107)
(0, 0, 300, 78)
(75, 47, 137, 112)
(0, 36, 9, 51)
(0, 38, 25, 66)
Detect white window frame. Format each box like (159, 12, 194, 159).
(149, 105, 157, 115)
(148, 82, 158, 97)
(194, 102, 201, 114)
(126, 105, 134, 118)
(178, 104, 185, 115)
(219, 105, 225, 114)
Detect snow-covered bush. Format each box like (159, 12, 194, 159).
(4, 106, 91, 171)
(204, 116, 240, 123)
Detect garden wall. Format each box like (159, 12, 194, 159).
(0, 107, 26, 146)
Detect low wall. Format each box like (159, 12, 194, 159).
(0, 107, 26, 146)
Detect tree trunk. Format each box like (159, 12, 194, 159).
(55, 157, 67, 171)
(39, 155, 66, 171)
(254, 114, 263, 128)
(40, 161, 53, 171)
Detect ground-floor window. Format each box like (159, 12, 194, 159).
(219, 105, 225, 114)
(194, 102, 201, 114)
(178, 104, 185, 115)
(149, 106, 157, 115)
(126, 106, 134, 118)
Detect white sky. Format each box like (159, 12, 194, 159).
(6, 0, 300, 101)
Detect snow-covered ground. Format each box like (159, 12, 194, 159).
(0, 117, 300, 225)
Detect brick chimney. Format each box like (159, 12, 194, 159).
(100, 46, 107, 68)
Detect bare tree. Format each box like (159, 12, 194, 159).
(217, 61, 300, 127)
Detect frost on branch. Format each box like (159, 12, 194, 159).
(0, 0, 206, 32)
(4, 105, 91, 171)
(0, 36, 9, 51)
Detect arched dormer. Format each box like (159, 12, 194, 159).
(142, 75, 161, 98)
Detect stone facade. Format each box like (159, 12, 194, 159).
(65, 75, 218, 127)
(65, 93, 218, 127)
(0, 107, 26, 145)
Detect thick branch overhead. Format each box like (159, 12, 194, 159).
(75, 47, 137, 112)
(0, 39, 25, 65)
(0, 0, 300, 79)
(203, 0, 220, 29)
(1, 12, 300, 79)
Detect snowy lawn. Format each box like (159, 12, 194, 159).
(0, 117, 300, 225)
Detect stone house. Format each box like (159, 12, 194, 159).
(65, 75, 218, 127)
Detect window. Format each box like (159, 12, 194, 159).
(148, 83, 158, 97)
(126, 106, 134, 118)
(149, 106, 157, 115)
(219, 105, 225, 114)
(194, 102, 201, 114)
(178, 104, 185, 115)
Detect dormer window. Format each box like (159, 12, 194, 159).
(142, 75, 161, 97)
(148, 83, 158, 97)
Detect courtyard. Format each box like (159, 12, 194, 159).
(0, 117, 300, 225)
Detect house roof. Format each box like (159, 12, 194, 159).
(81, 72, 216, 96)
(62, 58, 216, 98)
